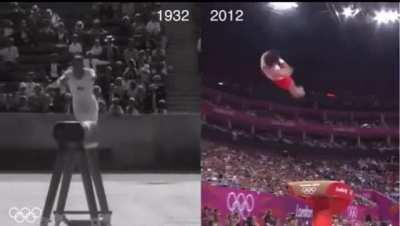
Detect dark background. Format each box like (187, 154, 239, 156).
(200, 2, 399, 104)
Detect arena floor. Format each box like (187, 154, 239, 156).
(0, 174, 201, 226)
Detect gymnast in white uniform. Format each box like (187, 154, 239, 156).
(51, 55, 99, 131)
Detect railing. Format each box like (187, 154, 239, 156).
(203, 87, 398, 121)
(202, 101, 398, 139)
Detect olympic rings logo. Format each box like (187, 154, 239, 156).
(300, 186, 318, 196)
(226, 192, 255, 219)
(8, 207, 42, 224)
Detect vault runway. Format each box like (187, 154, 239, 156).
(0, 174, 200, 226)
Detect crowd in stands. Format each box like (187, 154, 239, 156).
(201, 140, 398, 200)
(204, 86, 398, 152)
(201, 140, 398, 226)
(202, 84, 398, 226)
(202, 206, 392, 226)
(0, 2, 169, 114)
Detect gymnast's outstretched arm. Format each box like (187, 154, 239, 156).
(48, 71, 69, 89)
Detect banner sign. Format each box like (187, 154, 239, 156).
(202, 183, 398, 225)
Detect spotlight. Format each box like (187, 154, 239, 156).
(218, 82, 224, 86)
(373, 10, 399, 24)
(268, 2, 298, 11)
(342, 6, 360, 18)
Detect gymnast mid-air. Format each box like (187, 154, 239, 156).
(260, 50, 305, 99)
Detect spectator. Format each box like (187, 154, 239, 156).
(126, 79, 137, 98)
(25, 72, 38, 97)
(131, 13, 141, 31)
(124, 38, 139, 65)
(87, 38, 103, 58)
(2, 20, 15, 38)
(0, 37, 19, 63)
(16, 82, 28, 97)
(104, 35, 119, 62)
(143, 84, 156, 113)
(44, 8, 61, 28)
(209, 209, 220, 226)
(112, 60, 125, 78)
(157, 99, 167, 114)
(120, 70, 134, 90)
(226, 212, 241, 226)
(117, 15, 134, 37)
(332, 215, 344, 226)
(108, 97, 124, 116)
(284, 213, 297, 226)
(28, 84, 50, 112)
(48, 87, 67, 113)
(146, 12, 161, 36)
(8, 2, 26, 26)
(98, 100, 107, 114)
(93, 85, 107, 113)
(16, 95, 30, 112)
(111, 77, 125, 100)
(263, 210, 277, 226)
(125, 97, 140, 115)
(14, 19, 33, 46)
(148, 78, 165, 113)
(96, 65, 113, 104)
(123, 58, 139, 81)
(244, 216, 259, 226)
(49, 61, 62, 79)
(73, 20, 85, 37)
(137, 58, 151, 82)
(132, 14, 147, 48)
(28, 4, 41, 27)
(68, 33, 83, 55)
(202, 207, 210, 226)
(54, 22, 69, 45)
(87, 18, 107, 40)
(39, 18, 56, 40)
(132, 83, 146, 112)
(151, 45, 166, 67)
